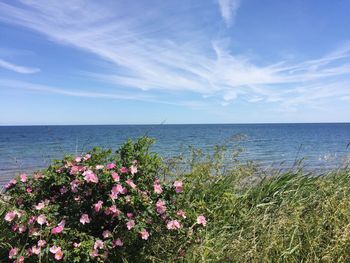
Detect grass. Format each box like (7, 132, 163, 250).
(1, 144, 350, 262)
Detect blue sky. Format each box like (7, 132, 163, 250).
(0, 0, 350, 125)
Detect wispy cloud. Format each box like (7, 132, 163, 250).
(0, 58, 40, 74)
(217, 0, 241, 27)
(0, 1, 350, 110)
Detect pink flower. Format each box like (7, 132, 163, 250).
(196, 215, 206, 226)
(37, 214, 47, 225)
(94, 240, 104, 250)
(127, 212, 134, 218)
(129, 164, 138, 175)
(84, 154, 91, 160)
(93, 200, 104, 212)
(49, 245, 61, 254)
(75, 156, 82, 163)
(14, 256, 25, 263)
(111, 172, 120, 182)
(70, 179, 80, 192)
(55, 249, 63, 260)
(50, 246, 63, 260)
(35, 201, 45, 210)
(112, 238, 123, 247)
(119, 167, 128, 173)
(166, 220, 181, 230)
(8, 247, 18, 259)
(177, 209, 187, 218)
(10, 179, 17, 185)
(80, 214, 90, 225)
(154, 182, 163, 194)
(173, 181, 183, 193)
(20, 173, 27, 182)
(51, 220, 65, 234)
(83, 170, 99, 183)
(126, 220, 135, 230)
(110, 184, 127, 199)
(60, 186, 68, 194)
(105, 205, 121, 217)
(70, 165, 83, 175)
(73, 242, 81, 248)
(126, 179, 137, 189)
(38, 240, 46, 247)
(18, 225, 27, 233)
(102, 230, 112, 239)
(140, 229, 149, 240)
(26, 187, 32, 193)
(31, 245, 41, 255)
(156, 199, 167, 214)
(107, 163, 116, 169)
(5, 211, 17, 222)
(95, 165, 104, 170)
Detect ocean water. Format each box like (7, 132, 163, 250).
(0, 124, 350, 184)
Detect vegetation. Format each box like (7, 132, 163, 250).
(1, 137, 350, 262)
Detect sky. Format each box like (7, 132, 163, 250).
(0, 0, 350, 125)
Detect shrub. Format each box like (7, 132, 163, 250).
(0, 137, 205, 262)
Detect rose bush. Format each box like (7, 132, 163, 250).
(0, 137, 205, 262)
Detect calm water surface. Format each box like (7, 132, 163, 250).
(0, 124, 350, 184)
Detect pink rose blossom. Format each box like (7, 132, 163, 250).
(8, 247, 18, 259)
(126, 220, 135, 230)
(196, 215, 207, 226)
(74, 195, 81, 201)
(156, 199, 167, 214)
(54, 249, 63, 261)
(111, 172, 120, 182)
(83, 154, 91, 161)
(129, 164, 138, 175)
(26, 187, 32, 193)
(177, 209, 187, 218)
(127, 212, 134, 218)
(73, 242, 81, 248)
(60, 186, 68, 194)
(14, 256, 25, 263)
(35, 201, 45, 210)
(154, 182, 163, 194)
(20, 173, 27, 182)
(70, 165, 84, 175)
(119, 167, 128, 173)
(75, 156, 82, 163)
(107, 163, 116, 169)
(102, 230, 112, 239)
(126, 179, 137, 189)
(105, 205, 121, 217)
(38, 240, 46, 247)
(166, 220, 181, 230)
(49, 245, 60, 254)
(173, 180, 183, 193)
(37, 214, 47, 225)
(70, 179, 80, 192)
(5, 211, 17, 222)
(112, 238, 123, 247)
(51, 220, 65, 234)
(140, 229, 149, 240)
(94, 240, 104, 250)
(31, 245, 41, 255)
(91, 249, 99, 258)
(50, 246, 63, 260)
(83, 170, 99, 183)
(93, 200, 103, 212)
(18, 225, 27, 233)
(95, 165, 104, 170)
(80, 214, 90, 225)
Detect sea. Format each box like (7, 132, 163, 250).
(0, 123, 350, 184)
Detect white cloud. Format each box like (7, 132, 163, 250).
(217, 0, 241, 27)
(0, 58, 40, 74)
(0, 1, 349, 109)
